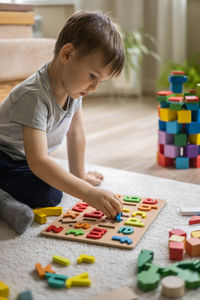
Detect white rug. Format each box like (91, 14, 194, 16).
(1, 158, 200, 300)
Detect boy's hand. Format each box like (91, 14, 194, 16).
(84, 187, 123, 219)
(84, 171, 104, 186)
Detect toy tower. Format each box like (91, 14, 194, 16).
(157, 71, 200, 169)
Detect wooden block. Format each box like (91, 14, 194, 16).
(161, 276, 185, 298)
(169, 228, 187, 238)
(137, 250, 154, 272)
(41, 196, 166, 250)
(52, 255, 70, 266)
(33, 207, 63, 216)
(160, 108, 177, 122)
(0, 281, 9, 297)
(189, 215, 200, 225)
(0, 11, 34, 25)
(185, 238, 200, 257)
(87, 286, 138, 300)
(191, 231, 200, 238)
(180, 207, 200, 216)
(169, 242, 184, 261)
(137, 264, 161, 291)
(77, 254, 95, 264)
(34, 213, 47, 224)
(177, 110, 191, 123)
(0, 3, 34, 12)
(189, 133, 200, 145)
(16, 290, 34, 300)
(45, 273, 68, 289)
(169, 235, 185, 246)
(35, 263, 56, 279)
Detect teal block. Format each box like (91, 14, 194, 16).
(16, 290, 34, 300)
(176, 157, 189, 169)
(166, 121, 182, 134)
(45, 273, 68, 288)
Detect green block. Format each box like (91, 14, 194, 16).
(169, 103, 184, 111)
(174, 133, 187, 146)
(66, 229, 84, 236)
(157, 94, 174, 103)
(137, 250, 154, 272)
(123, 196, 141, 203)
(137, 264, 161, 291)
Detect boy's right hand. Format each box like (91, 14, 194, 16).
(84, 187, 123, 219)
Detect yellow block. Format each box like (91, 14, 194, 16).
(123, 208, 130, 212)
(77, 254, 95, 264)
(0, 297, 8, 300)
(0, 281, 9, 297)
(52, 255, 70, 266)
(34, 213, 47, 224)
(33, 207, 63, 216)
(132, 211, 147, 218)
(0, 11, 34, 25)
(66, 272, 91, 288)
(191, 231, 200, 238)
(160, 108, 177, 122)
(177, 110, 191, 123)
(189, 134, 200, 145)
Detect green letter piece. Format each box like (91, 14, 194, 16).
(66, 229, 84, 236)
(123, 196, 141, 203)
(137, 264, 162, 291)
(137, 250, 154, 272)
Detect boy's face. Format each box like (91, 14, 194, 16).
(60, 47, 111, 99)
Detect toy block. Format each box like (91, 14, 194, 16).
(191, 231, 200, 238)
(177, 110, 191, 123)
(169, 228, 187, 238)
(112, 235, 133, 244)
(16, 290, 34, 300)
(169, 102, 184, 111)
(166, 121, 182, 134)
(66, 272, 91, 288)
(118, 226, 134, 234)
(169, 235, 185, 247)
(52, 255, 70, 266)
(34, 213, 47, 224)
(123, 196, 141, 203)
(161, 276, 185, 298)
(0, 282, 9, 297)
(184, 144, 199, 158)
(158, 119, 166, 131)
(175, 157, 189, 169)
(116, 212, 122, 222)
(190, 155, 200, 168)
(185, 95, 199, 103)
(168, 96, 183, 103)
(157, 152, 174, 167)
(137, 249, 154, 272)
(168, 73, 188, 93)
(137, 264, 162, 291)
(189, 133, 200, 145)
(158, 143, 164, 154)
(180, 206, 200, 216)
(33, 207, 63, 216)
(77, 254, 95, 264)
(87, 286, 138, 300)
(174, 133, 187, 146)
(45, 273, 68, 288)
(46, 225, 63, 233)
(185, 103, 199, 111)
(84, 210, 104, 219)
(0, 298, 8, 300)
(169, 242, 184, 261)
(189, 215, 200, 225)
(160, 101, 169, 108)
(157, 90, 173, 103)
(35, 263, 56, 279)
(164, 144, 180, 158)
(160, 108, 177, 122)
(192, 109, 200, 122)
(185, 238, 200, 257)
(158, 130, 174, 144)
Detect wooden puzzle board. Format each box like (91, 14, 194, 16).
(41, 195, 166, 249)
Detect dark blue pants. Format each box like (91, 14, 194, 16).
(0, 150, 62, 208)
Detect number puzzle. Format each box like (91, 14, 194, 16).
(41, 195, 166, 249)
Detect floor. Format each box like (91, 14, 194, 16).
(51, 95, 200, 185)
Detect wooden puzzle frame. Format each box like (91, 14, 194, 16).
(41, 195, 166, 249)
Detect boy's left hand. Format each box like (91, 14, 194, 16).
(84, 171, 104, 186)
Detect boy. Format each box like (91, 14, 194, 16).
(0, 11, 125, 234)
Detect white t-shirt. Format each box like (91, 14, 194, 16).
(0, 62, 82, 160)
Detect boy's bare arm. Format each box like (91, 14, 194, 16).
(23, 125, 122, 218)
(67, 108, 85, 179)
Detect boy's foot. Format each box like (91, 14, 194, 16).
(0, 189, 34, 234)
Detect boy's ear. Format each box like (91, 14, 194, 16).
(60, 43, 75, 63)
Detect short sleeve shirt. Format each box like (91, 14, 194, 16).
(0, 62, 82, 160)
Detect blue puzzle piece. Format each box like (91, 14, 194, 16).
(45, 272, 68, 288)
(16, 290, 34, 300)
(112, 235, 132, 244)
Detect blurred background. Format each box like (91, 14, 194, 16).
(0, 0, 199, 183)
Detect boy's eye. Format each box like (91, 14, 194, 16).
(90, 74, 96, 80)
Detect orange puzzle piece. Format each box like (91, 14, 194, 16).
(35, 263, 56, 279)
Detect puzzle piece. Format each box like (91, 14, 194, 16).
(52, 255, 70, 266)
(77, 254, 95, 264)
(112, 235, 133, 244)
(0, 281, 9, 297)
(66, 272, 91, 288)
(33, 207, 62, 216)
(46, 225, 63, 233)
(16, 290, 34, 300)
(35, 263, 56, 279)
(137, 264, 162, 291)
(137, 250, 154, 272)
(45, 273, 68, 288)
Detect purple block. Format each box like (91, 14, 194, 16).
(158, 131, 174, 144)
(184, 144, 199, 158)
(164, 144, 180, 158)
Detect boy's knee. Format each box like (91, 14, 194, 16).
(34, 188, 63, 208)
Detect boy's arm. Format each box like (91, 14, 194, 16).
(23, 125, 122, 218)
(67, 108, 103, 185)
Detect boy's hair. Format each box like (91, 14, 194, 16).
(54, 10, 125, 78)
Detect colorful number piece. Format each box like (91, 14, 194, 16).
(77, 254, 95, 264)
(52, 255, 70, 266)
(66, 229, 84, 236)
(123, 196, 141, 203)
(45, 273, 68, 288)
(46, 225, 63, 233)
(35, 263, 56, 279)
(66, 272, 91, 288)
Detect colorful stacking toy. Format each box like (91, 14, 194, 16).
(157, 70, 200, 169)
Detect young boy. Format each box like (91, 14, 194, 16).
(0, 11, 125, 234)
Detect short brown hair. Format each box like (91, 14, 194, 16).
(54, 10, 125, 78)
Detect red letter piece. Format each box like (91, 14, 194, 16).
(46, 225, 63, 233)
(84, 210, 104, 219)
(87, 228, 107, 239)
(72, 202, 89, 212)
(142, 198, 158, 205)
